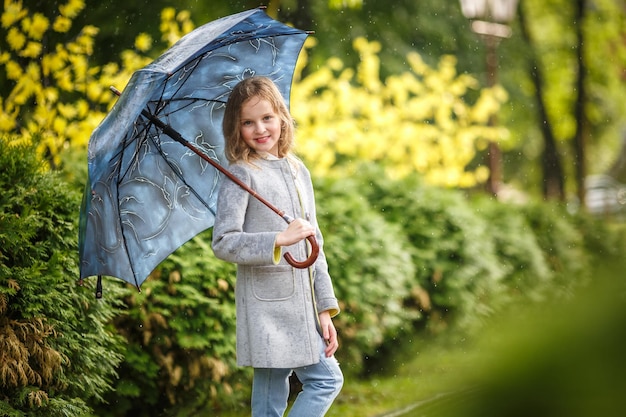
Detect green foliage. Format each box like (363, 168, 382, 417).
(520, 203, 589, 298)
(314, 175, 418, 374)
(321, 166, 623, 385)
(396, 261, 626, 417)
(568, 209, 625, 264)
(471, 198, 552, 301)
(96, 232, 249, 417)
(357, 165, 509, 334)
(0, 137, 124, 416)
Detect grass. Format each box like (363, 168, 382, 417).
(327, 339, 480, 417)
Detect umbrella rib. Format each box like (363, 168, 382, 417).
(111, 153, 143, 290)
(150, 98, 226, 121)
(116, 122, 150, 184)
(149, 128, 217, 214)
(154, 55, 204, 116)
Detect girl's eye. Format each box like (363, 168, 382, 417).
(242, 120, 252, 126)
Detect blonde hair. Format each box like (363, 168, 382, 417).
(222, 76, 295, 163)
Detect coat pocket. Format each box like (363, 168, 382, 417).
(251, 265, 295, 301)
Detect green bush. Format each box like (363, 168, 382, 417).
(94, 231, 248, 417)
(0, 138, 124, 417)
(471, 198, 552, 301)
(569, 209, 625, 263)
(314, 176, 418, 374)
(520, 203, 590, 298)
(358, 165, 508, 334)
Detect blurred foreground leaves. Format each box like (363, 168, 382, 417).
(397, 260, 626, 417)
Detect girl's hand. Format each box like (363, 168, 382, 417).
(319, 310, 339, 357)
(275, 218, 315, 247)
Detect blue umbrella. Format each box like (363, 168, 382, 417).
(79, 8, 316, 295)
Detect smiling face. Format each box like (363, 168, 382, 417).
(222, 77, 295, 163)
(239, 96, 282, 157)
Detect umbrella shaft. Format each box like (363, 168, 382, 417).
(138, 99, 289, 221)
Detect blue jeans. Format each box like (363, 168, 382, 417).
(251, 338, 343, 417)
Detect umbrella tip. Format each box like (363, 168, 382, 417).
(96, 275, 103, 299)
(109, 86, 122, 97)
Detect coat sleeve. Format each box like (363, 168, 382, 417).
(211, 164, 280, 266)
(312, 228, 340, 318)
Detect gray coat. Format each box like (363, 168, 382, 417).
(211, 156, 340, 368)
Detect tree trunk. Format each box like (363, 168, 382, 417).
(518, 5, 565, 200)
(485, 35, 502, 196)
(608, 133, 626, 183)
(573, 0, 588, 206)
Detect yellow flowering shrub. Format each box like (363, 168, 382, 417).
(134, 33, 153, 52)
(24, 13, 50, 39)
(292, 37, 508, 187)
(160, 7, 194, 46)
(0, 1, 191, 168)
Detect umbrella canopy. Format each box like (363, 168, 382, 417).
(79, 8, 309, 290)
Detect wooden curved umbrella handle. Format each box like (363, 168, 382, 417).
(284, 235, 319, 269)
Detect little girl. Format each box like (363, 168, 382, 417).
(212, 76, 343, 416)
